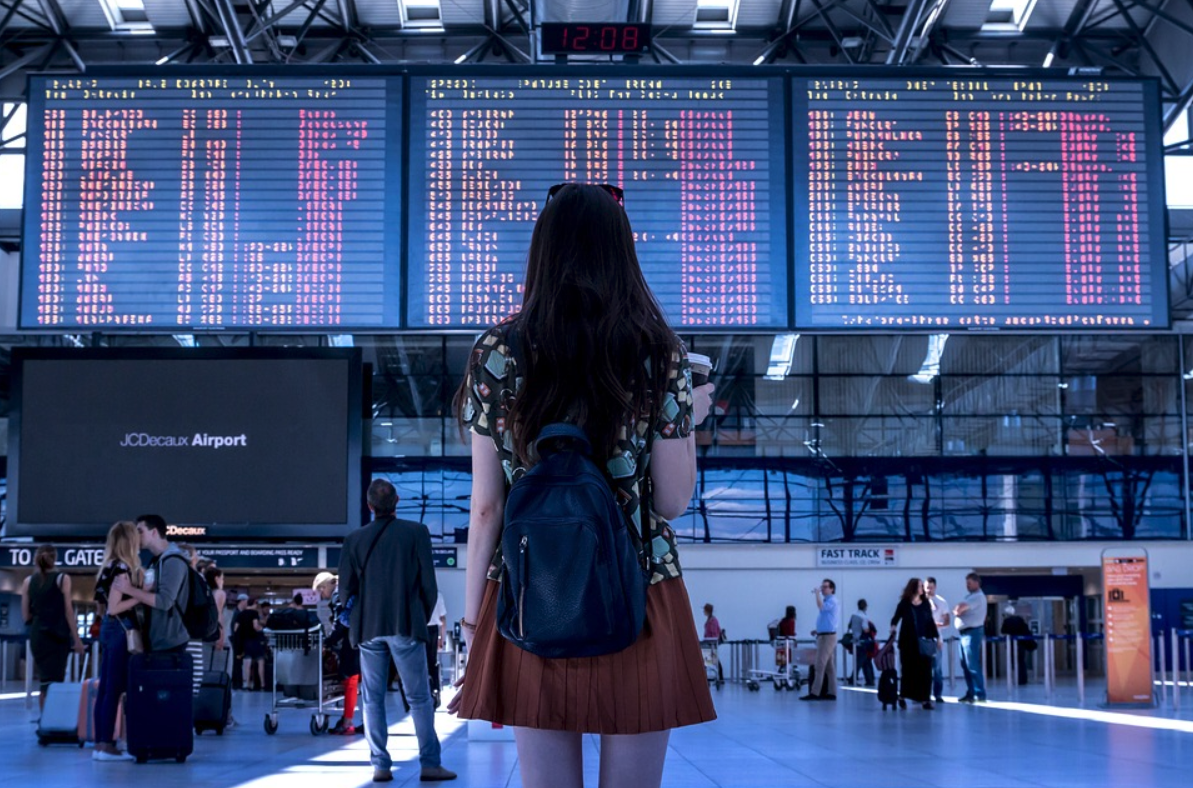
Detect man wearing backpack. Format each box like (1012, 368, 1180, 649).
(339, 479, 455, 783)
(115, 514, 192, 652)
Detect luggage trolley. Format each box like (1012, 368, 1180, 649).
(700, 639, 724, 690)
(746, 637, 802, 691)
(262, 624, 344, 735)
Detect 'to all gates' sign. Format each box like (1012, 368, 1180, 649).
(817, 547, 898, 568)
(2, 545, 105, 569)
(1102, 553, 1154, 706)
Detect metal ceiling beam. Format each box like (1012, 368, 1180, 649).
(1108, 0, 1180, 95)
(886, 0, 931, 65)
(335, 0, 357, 31)
(0, 1, 24, 38)
(808, 0, 856, 64)
(0, 43, 52, 82)
(0, 0, 52, 33)
(211, 0, 253, 64)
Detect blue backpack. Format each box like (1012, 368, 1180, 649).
(496, 423, 649, 659)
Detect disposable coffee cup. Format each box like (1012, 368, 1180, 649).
(687, 353, 713, 388)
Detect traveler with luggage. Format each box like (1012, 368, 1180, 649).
(889, 577, 941, 710)
(112, 514, 202, 762)
(450, 183, 718, 788)
(91, 521, 144, 760)
(21, 544, 85, 712)
(313, 572, 362, 735)
(234, 598, 268, 691)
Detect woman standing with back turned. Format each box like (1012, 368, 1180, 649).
(451, 183, 718, 788)
(21, 545, 84, 712)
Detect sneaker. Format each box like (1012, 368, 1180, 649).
(958, 694, 976, 703)
(373, 769, 393, 783)
(419, 765, 458, 782)
(330, 719, 357, 736)
(92, 749, 135, 762)
(798, 695, 821, 701)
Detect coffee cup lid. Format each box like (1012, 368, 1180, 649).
(687, 352, 712, 367)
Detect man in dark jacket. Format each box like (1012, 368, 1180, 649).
(339, 479, 455, 783)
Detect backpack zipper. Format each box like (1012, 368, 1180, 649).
(518, 535, 528, 638)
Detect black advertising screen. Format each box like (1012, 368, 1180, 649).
(792, 75, 1168, 329)
(407, 72, 789, 329)
(7, 349, 363, 539)
(21, 73, 400, 330)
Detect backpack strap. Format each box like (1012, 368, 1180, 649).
(163, 552, 192, 620)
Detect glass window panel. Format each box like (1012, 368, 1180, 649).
(816, 336, 931, 375)
(371, 418, 446, 457)
(819, 416, 937, 456)
(754, 377, 812, 417)
(688, 334, 811, 376)
(753, 416, 814, 458)
(818, 376, 936, 416)
(942, 375, 1060, 416)
(1061, 335, 1177, 375)
(940, 335, 1058, 375)
(944, 416, 1060, 456)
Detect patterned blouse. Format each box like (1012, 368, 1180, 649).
(462, 323, 694, 585)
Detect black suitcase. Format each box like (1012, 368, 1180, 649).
(878, 668, 900, 710)
(127, 651, 194, 763)
(194, 649, 232, 735)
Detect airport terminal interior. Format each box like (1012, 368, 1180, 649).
(2, 0, 1193, 785)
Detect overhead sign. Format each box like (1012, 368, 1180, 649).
(324, 545, 458, 570)
(816, 546, 898, 568)
(0, 544, 320, 571)
(196, 547, 320, 570)
(1103, 552, 1153, 706)
(1, 545, 106, 569)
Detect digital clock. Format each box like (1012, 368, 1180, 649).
(539, 23, 652, 55)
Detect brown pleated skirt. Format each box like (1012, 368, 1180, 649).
(457, 577, 717, 734)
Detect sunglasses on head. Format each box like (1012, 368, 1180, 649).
(546, 182, 624, 206)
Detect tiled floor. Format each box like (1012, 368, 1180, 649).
(3, 681, 1190, 787)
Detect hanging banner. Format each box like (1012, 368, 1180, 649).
(1102, 552, 1153, 706)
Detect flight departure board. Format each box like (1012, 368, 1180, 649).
(21, 74, 400, 329)
(792, 76, 1167, 329)
(406, 74, 789, 328)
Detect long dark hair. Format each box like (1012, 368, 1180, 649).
(900, 577, 926, 604)
(456, 184, 680, 464)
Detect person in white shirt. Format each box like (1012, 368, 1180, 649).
(952, 572, 988, 702)
(426, 591, 447, 708)
(847, 599, 875, 686)
(925, 577, 951, 703)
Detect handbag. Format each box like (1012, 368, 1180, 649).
(118, 618, 144, 654)
(918, 637, 937, 657)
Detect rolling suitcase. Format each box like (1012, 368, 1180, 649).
(36, 653, 87, 746)
(878, 668, 900, 710)
(126, 651, 194, 763)
(194, 649, 232, 735)
(78, 675, 101, 745)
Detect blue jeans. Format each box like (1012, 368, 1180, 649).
(360, 635, 441, 772)
(95, 616, 130, 745)
(959, 628, 986, 699)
